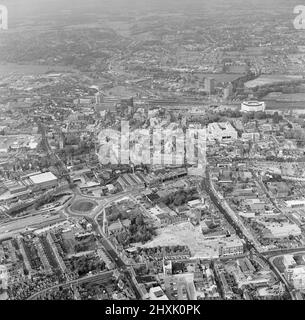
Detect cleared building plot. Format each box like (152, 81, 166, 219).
(141, 222, 243, 260)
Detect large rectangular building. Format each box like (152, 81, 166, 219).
(207, 122, 238, 142)
(3, 180, 28, 195)
(285, 265, 305, 291)
(29, 172, 58, 190)
(219, 238, 244, 257)
(149, 286, 169, 300)
(285, 200, 305, 209)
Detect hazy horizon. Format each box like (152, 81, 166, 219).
(1, 0, 302, 26)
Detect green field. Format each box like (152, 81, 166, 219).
(70, 199, 97, 214)
(273, 256, 285, 273)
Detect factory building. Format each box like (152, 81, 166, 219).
(28, 172, 58, 190)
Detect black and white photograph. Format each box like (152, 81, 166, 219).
(0, 0, 305, 312)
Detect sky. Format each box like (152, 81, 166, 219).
(1, 0, 302, 26)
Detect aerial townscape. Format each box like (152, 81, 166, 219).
(1, 0, 305, 302)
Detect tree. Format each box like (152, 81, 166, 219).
(242, 113, 250, 123)
(117, 232, 130, 246)
(173, 191, 187, 206)
(272, 112, 282, 124)
(254, 111, 267, 120)
(135, 215, 144, 226)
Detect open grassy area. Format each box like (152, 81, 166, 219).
(273, 256, 285, 274)
(70, 199, 97, 214)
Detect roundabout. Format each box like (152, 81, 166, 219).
(69, 198, 98, 215)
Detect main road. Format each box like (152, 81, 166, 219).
(91, 197, 143, 300)
(38, 122, 70, 180)
(202, 170, 295, 300)
(27, 270, 114, 300)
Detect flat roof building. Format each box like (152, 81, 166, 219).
(29, 172, 58, 190)
(149, 286, 169, 300)
(207, 122, 238, 142)
(219, 237, 244, 257)
(286, 200, 305, 209)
